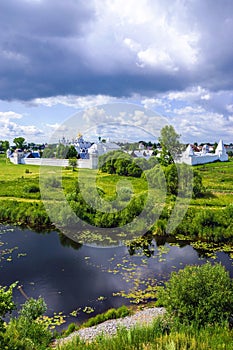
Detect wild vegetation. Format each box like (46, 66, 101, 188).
(0, 153, 233, 243)
(1, 263, 233, 349)
(0, 284, 52, 349)
(56, 323, 233, 350)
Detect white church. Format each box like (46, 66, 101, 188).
(177, 139, 228, 166)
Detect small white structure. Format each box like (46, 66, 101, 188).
(6, 149, 12, 159)
(88, 141, 121, 156)
(129, 149, 154, 160)
(177, 139, 228, 165)
(10, 149, 25, 164)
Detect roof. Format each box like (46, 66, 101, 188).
(215, 139, 226, 154)
(185, 144, 194, 156)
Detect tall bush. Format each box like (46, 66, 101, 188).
(156, 262, 233, 327)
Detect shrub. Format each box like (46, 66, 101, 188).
(156, 262, 233, 327)
(118, 187, 133, 201)
(0, 295, 52, 350)
(44, 176, 61, 188)
(0, 283, 17, 332)
(19, 297, 47, 321)
(24, 184, 40, 193)
(4, 316, 52, 350)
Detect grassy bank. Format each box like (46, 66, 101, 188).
(57, 319, 233, 350)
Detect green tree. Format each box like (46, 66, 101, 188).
(192, 170, 205, 198)
(66, 145, 77, 159)
(165, 164, 178, 195)
(158, 125, 182, 166)
(0, 140, 10, 152)
(56, 143, 69, 158)
(127, 162, 143, 177)
(134, 157, 149, 171)
(156, 262, 233, 327)
(42, 146, 55, 158)
(13, 137, 26, 149)
(213, 141, 218, 153)
(69, 158, 77, 171)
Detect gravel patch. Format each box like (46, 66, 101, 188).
(55, 307, 165, 346)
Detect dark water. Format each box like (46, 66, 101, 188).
(1, 224, 233, 328)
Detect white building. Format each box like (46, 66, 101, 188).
(88, 141, 121, 156)
(177, 139, 228, 165)
(129, 150, 154, 160)
(60, 133, 92, 159)
(9, 139, 119, 169)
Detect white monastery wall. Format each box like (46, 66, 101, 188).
(9, 157, 97, 169)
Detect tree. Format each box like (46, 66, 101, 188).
(42, 146, 55, 158)
(56, 144, 69, 158)
(69, 158, 77, 171)
(66, 145, 78, 159)
(165, 164, 178, 195)
(158, 125, 182, 166)
(0, 140, 10, 152)
(213, 141, 218, 153)
(13, 137, 26, 149)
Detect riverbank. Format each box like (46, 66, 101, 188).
(55, 307, 165, 347)
(54, 308, 233, 350)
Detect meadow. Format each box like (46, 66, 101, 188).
(0, 155, 233, 242)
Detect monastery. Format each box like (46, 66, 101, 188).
(177, 139, 228, 165)
(7, 136, 229, 168)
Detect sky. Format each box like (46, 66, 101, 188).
(1, 0, 233, 144)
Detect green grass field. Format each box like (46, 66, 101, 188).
(189, 160, 233, 207)
(0, 155, 233, 240)
(0, 156, 147, 201)
(2, 155, 233, 202)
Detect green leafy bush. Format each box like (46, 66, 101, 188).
(19, 297, 47, 320)
(118, 187, 133, 201)
(24, 184, 40, 193)
(44, 176, 61, 188)
(3, 316, 52, 350)
(0, 290, 52, 350)
(0, 283, 17, 333)
(156, 262, 233, 327)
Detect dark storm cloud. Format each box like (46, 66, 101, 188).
(0, 0, 96, 99)
(186, 0, 233, 91)
(0, 0, 233, 100)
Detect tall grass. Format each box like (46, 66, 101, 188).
(56, 318, 233, 350)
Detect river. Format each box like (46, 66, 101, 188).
(1, 224, 233, 328)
